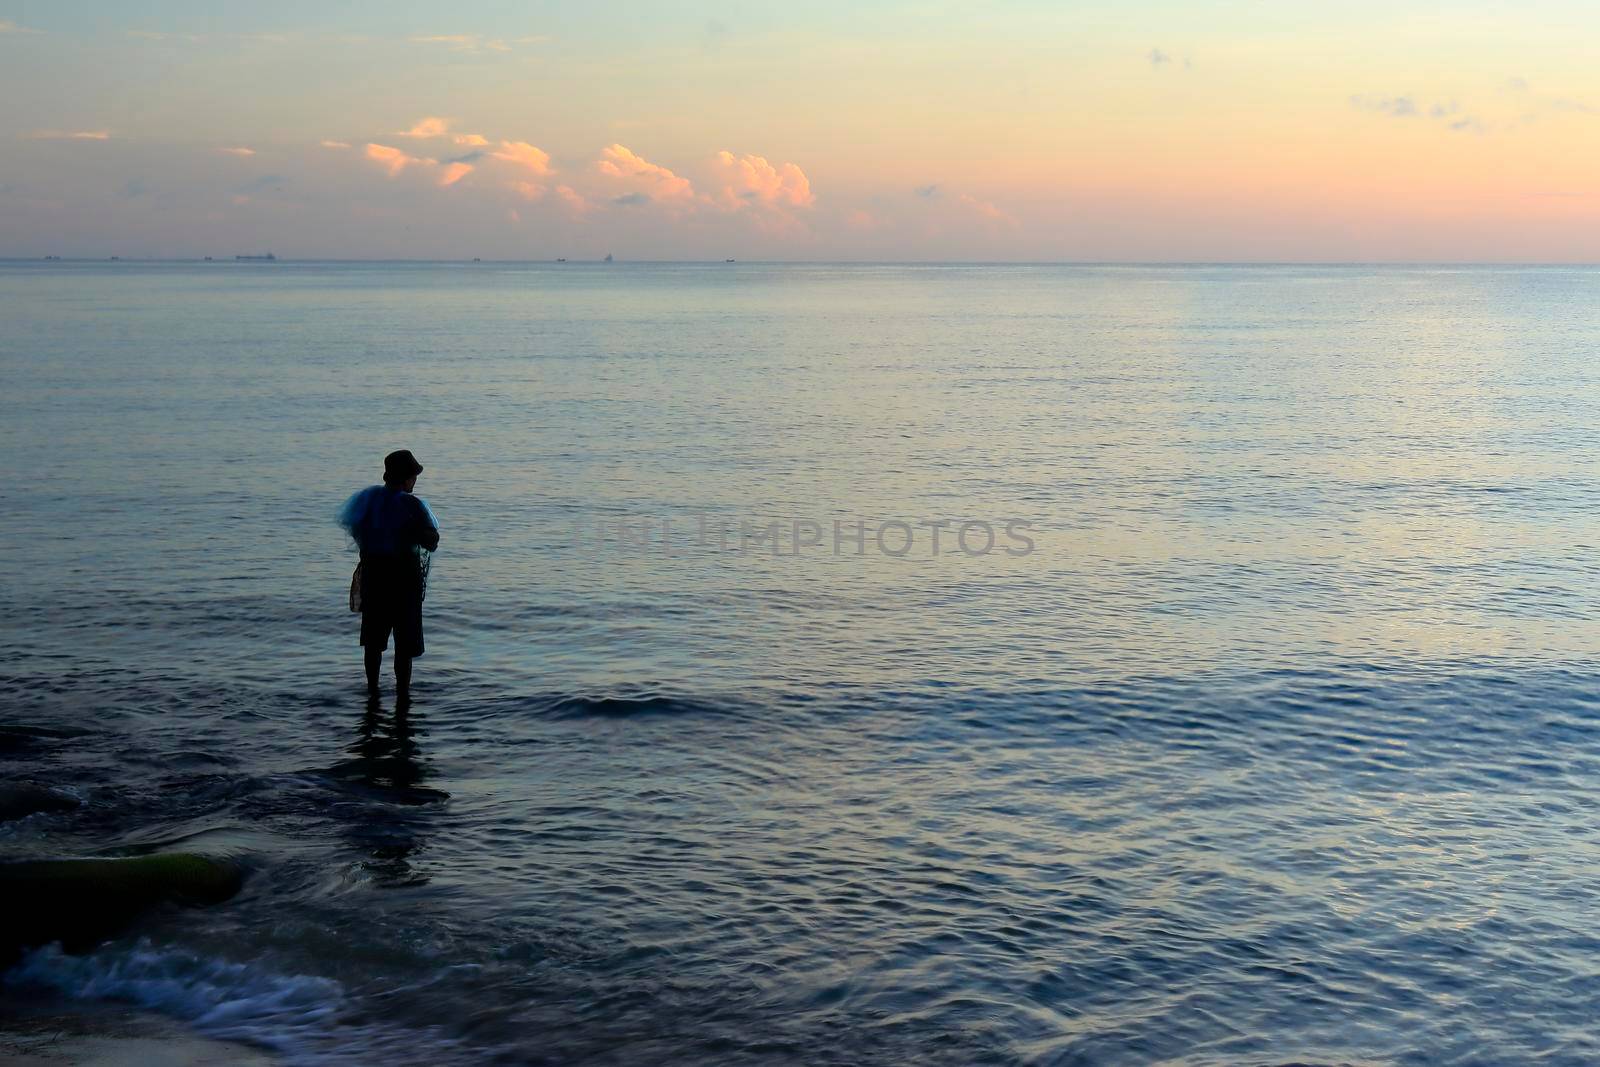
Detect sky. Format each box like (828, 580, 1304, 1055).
(2, 0, 1598, 261)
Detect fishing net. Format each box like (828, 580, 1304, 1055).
(339, 486, 439, 607)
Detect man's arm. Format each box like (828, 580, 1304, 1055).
(409, 497, 440, 552)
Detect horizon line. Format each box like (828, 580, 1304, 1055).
(6, 257, 1600, 268)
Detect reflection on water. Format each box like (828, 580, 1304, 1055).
(323, 700, 447, 887)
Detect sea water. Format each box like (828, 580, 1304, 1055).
(3, 261, 1600, 1064)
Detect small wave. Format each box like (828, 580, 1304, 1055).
(542, 693, 730, 719)
(5, 941, 471, 1065)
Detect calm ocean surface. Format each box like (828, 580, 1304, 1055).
(4, 261, 1600, 1064)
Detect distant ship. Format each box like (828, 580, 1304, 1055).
(43, 255, 60, 261)
(604, 253, 614, 263)
(725, 258, 736, 263)
(556, 257, 566, 263)
(235, 252, 276, 261)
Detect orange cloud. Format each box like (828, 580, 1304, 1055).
(453, 133, 490, 147)
(438, 161, 474, 187)
(715, 151, 814, 208)
(26, 130, 110, 140)
(556, 184, 592, 216)
(320, 140, 350, 149)
(493, 141, 553, 175)
(366, 142, 431, 176)
(512, 180, 546, 200)
(397, 117, 450, 138)
(959, 193, 1014, 226)
(597, 144, 694, 201)
(410, 34, 513, 53)
(218, 146, 255, 157)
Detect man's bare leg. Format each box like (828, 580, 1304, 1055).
(395, 654, 413, 704)
(365, 646, 383, 696)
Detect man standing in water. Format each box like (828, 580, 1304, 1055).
(339, 450, 440, 702)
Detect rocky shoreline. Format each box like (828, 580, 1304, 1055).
(3, 742, 259, 1063)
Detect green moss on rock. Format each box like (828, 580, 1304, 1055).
(0, 854, 244, 964)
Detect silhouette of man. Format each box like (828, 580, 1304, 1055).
(339, 450, 440, 701)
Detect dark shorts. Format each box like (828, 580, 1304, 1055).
(359, 557, 425, 658)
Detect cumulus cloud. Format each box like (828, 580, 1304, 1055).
(1148, 48, 1193, 71)
(556, 184, 592, 217)
(1351, 94, 1418, 117)
(341, 127, 823, 231)
(597, 144, 695, 201)
(366, 140, 476, 184)
(24, 129, 110, 140)
(715, 151, 814, 208)
(366, 143, 431, 177)
(437, 161, 474, 187)
(0, 17, 41, 33)
(355, 127, 563, 202)
(1352, 93, 1490, 132)
(492, 140, 553, 175)
(218, 146, 255, 157)
(960, 193, 1014, 225)
(397, 116, 451, 138)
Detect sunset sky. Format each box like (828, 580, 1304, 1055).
(3, 1, 1598, 260)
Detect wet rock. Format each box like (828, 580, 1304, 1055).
(0, 854, 244, 965)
